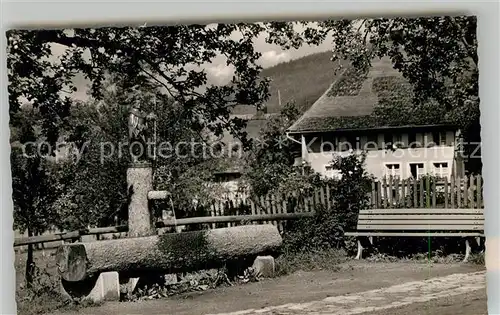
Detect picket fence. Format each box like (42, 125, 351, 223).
(205, 174, 484, 231)
(369, 175, 484, 209)
(15, 174, 484, 250)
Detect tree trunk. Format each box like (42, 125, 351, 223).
(56, 224, 282, 282)
(25, 227, 35, 288)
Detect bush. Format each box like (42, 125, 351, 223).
(281, 153, 373, 254)
(282, 203, 346, 253)
(275, 248, 345, 276)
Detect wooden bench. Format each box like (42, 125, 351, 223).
(344, 208, 484, 262)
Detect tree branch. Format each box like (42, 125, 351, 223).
(448, 16, 478, 66)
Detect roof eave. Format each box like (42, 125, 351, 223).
(287, 123, 459, 135)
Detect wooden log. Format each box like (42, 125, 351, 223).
(56, 225, 282, 282)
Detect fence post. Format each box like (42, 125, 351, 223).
(444, 177, 449, 209)
(413, 177, 418, 208)
(270, 193, 277, 227)
(477, 175, 482, 208)
(210, 203, 216, 230)
(463, 175, 469, 208)
(326, 185, 331, 210)
(451, 175, 455, 208)
(320, 186, 326, 208)
(382, 177, 388, 208)
(425, 176, 431, 208)
(393, 177, 399, 207)
(419, 178, 424, 208)
(371, 181, 376, 208)
(431, 178, 436, 208)
(377, 181, 382, 208)
(388, 176, 394, 208)
(469, 175, 475, 209)
(406, 179, 411, 208)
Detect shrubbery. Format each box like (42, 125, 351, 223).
(281, 153, 373, 255)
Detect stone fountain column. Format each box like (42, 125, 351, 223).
(127, 162, 154, 237)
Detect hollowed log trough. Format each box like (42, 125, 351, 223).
(56, 224, 282, 282)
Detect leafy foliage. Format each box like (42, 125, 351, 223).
(7, 23, 274, 149)
(50, 75, 236, 229)
(10, 107, 62, 288)
(243, 101, 303, 197)
(265, 16, 481, 173)
(50, 85, 130, 229)
(328, 153, 373, 228)
(282, 153, 373, 253)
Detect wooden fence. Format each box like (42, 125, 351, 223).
(15, 175, 483, 248)
(369, 175, 484, 209)
(202, 175, 484, 232)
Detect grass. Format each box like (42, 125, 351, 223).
(364, 250, 486, 265)
(15, 248, 103, 315)
(275, 248, 347, 276)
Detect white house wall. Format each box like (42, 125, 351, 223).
(304, 130, 457, 180)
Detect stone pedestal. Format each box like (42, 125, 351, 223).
(60, 272, 120, 303)
(252, 255, 276, 278)
(127, 163, 154, 238)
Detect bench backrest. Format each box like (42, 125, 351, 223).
(357, 208, 484, 232)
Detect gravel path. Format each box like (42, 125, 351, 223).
(49, 262, 485, 315)
(208, 271, 486, 315)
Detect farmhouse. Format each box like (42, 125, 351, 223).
(287, 57, 465, 180)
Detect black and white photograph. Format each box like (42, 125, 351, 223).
(7, 14, 486, 315)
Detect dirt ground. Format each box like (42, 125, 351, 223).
(367, 289, 487, 315)
(48, 261, 485, 315)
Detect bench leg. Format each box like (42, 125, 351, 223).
(463, 238, 471, 263)
(355, 239, 364, 260)
(475, 236, 481, 247)
(478, 237, 485, 254)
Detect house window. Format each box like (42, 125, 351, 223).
(348, 135, 358, 151)
(384, 133, 392, 147)
(393, 133, 403, 148)
(433, 162, 449, 178)
(366, 134, 378, 150)
(432, 131, 447, 146)
(410, 163, 425, 178)
(340, 135, 357, 151)
(408, 133, 415, 147)
(408, 132, 419, 148)
(321, 137, 335, 152)
(385, 163, 401, 178)
(325, 165, 341, 179)
(440, 132, 447, 145)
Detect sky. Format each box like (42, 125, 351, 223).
(60, 22, 333, 101)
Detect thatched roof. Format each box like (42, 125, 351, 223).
(287, 56, 452, 133)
